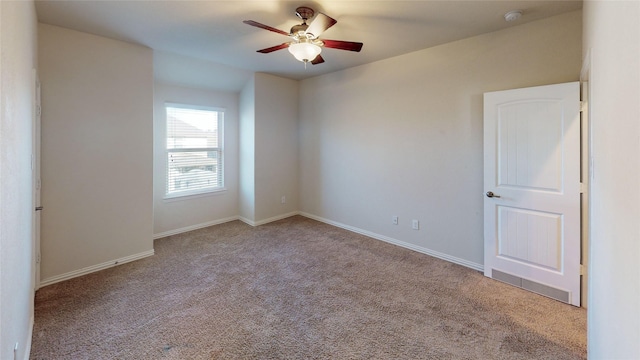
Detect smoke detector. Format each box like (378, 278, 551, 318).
(504, 10, 523, 22)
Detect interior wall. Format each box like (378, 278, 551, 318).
(38, 24, 154, 283)
(238, 73, 299, 225)
(154, 50, 251, 93)
(239, 76, 256, 222)
(0, 1, 38, 358)
(299, 11, 582, 268)
(254, 73, 299, 223)
(152, 82, 240, 236)
(583, 1, 640, 357)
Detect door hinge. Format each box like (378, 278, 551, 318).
(580, 101, 587, 112)
(580, 182, 587, 193)
(580, 264, 586, 275)
(36, 252, 41, 264)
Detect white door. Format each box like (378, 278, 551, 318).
(483, 82, 581, 306)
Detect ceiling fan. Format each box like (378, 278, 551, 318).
(243, 6, 363, 66)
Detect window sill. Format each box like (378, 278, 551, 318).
(163, 188, 227, 203)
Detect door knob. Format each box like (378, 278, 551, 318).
(486, 191, 501, 198)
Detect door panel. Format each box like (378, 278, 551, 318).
(484, 82, 580, 306)
(498, 100, 563, 191)
(498, 206, 561, 270)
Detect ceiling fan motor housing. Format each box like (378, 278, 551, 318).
(295, 6, 314, 22)
(290, 23, 309, 36)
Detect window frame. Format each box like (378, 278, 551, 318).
(164, 102, 225, 200)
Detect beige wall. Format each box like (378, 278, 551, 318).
(254, 73, 299, 222)
(38, 24, 154, 284)
(239, 76, 256, 221)
(239, 73, 299, 224)
(583, 1, 640, 357)
(0, 1, 38, 358)
(154, 50, 251, 93)
(299, 11, 582, 268)
(153, 82, 240, 236)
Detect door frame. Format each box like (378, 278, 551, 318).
(580, 50, 592, 308)
(32, 68, 41, 291)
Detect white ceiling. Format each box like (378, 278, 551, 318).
(35, 0, 582, 88)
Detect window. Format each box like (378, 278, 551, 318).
(165, 103, 224, 198)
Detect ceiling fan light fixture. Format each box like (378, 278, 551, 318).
(245, 7, 361, 67)
(288, 42, 322, 63)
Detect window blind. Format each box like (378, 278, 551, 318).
(166, 104, 223, 197)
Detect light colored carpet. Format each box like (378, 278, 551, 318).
(31, 216, 586, 359)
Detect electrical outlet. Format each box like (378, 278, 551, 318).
(392, 216, 399, 225)
(412, 220, 420, 230)
(281, 196, 286, 204)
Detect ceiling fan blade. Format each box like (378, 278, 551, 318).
(311, 55, 325, 65)
(243, 20, 290, 36)
(305, 12, 337, 38)
(322, 39, 363, 52)
(257, 43, 290, 53)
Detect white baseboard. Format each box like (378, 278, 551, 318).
(153, 216, 239, 239)
(299, 212, 484, 272)
(239, 211, 299, 227)
(39, 249, 155, 288)
(24, 314, 33, 360)
(38, 213, 481, 288)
